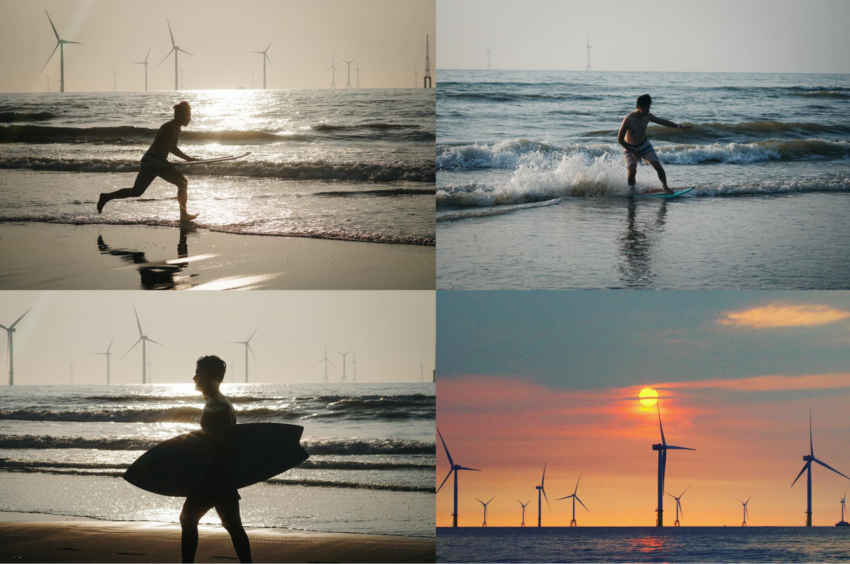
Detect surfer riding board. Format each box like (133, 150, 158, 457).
(97, 101, 249, 223)
(618, 94, 693, 195)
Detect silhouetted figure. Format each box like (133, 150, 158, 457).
(618, 94, 693, 194)
(96, 234, 188, 290)
(97, 101, 199, 222)
(181, 356, 252, 563)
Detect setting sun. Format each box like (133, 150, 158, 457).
(639, 387, 658, 406)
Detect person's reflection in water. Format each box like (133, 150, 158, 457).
(618, 198, 667, 288)
(97, 234, 190, 290)
(178, 223, 197, 259)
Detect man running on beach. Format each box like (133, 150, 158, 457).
(97, 101, 199, 222)
(182, 355, 252, 563)
(618, 94, 692, 194)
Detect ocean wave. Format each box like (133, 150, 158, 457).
(437, 139, 558, 169)
(437, 199, 563, 221)
(584, 121, 850, 143)
(265, 478, 434, 493)
(312, 188, 436, 197)
(0, 458, 431, 472)
(439, 92, 598, 103)
(0, 111, 57, 123)
(74, 393, 433, 404)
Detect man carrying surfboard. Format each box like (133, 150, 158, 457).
(97, 101, 200, 222)
(618, 94, 692, 194)
(181, 355, 252, 563)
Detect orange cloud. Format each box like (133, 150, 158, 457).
(663, 373, 850, 392)
(718, 304, 850, 328)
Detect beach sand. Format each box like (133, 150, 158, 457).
(0, 513, 435, 563)
(0, 223, 435, 290)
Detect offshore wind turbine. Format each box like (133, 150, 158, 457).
(225, 326, 260, 383)
(91, 337, 114, 385)
(791, 409, 850, 526)
(585, 35, 591, 71)
(120, 307, 163, 384)
(248, 37, 275, 89)
(313, 343, 334, 383)
(352, 351, 358, 383)
(338, 56, 357, 88)
(113, 67, 117, 91)
(437, 429, 481, 527)
(476, 497, 495, 527)
(485, 46, 491, 69)
(414, 67, 418, 88)
(739, 496, 751, 526)
(518, 499, 531, 527)
(69, 363, 74, 385)
(838, 491, 849, 526)
(356, 62, 360, 88)
(131, 48, 151, 91)
(155, 20, 193, 91)
(653, 403, 694, 527)
(334, 348, 353, 382)
(42, 10, 82, 93)
(420, 360, 424, 382)
(322, 53, 342, 89)
(536, 463, 550, 527)
(556, 474, 589, 527)
(665, 487, 689, 527)
(1, 308, 30, 386)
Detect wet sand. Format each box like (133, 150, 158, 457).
(0, 513, 435, 563)
(0, 223, 435, 290)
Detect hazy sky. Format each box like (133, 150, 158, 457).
(0, 0, 436, 92)
(0, 291, 435, 385)
(437, 0, 850, 73)
(437, 291, 850, 526)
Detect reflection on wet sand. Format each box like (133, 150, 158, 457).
(618, 198, 667, 288)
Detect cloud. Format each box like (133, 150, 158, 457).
(663, 373, 850, 392)
(718, 304, 850, 328)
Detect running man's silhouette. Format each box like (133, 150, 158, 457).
(181, 355, 252, 563)
(97, 101, 199, 222)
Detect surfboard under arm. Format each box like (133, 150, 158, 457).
(170, 152, 251, 167)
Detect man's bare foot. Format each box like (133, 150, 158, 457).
(97, 193, 107, 213)
(180, 212, 199, 223)
(663, 186, 675, 195)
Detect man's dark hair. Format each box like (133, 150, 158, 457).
(196, 355, 226, 383)
(636, 94, 652, 109)
(173, 101, 191, 117)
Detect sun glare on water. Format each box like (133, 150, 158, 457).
(639, 387, 658, 406)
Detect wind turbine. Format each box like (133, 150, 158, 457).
(518, 499, 531, 527)
(352, 351, 358, 383)
(420, 360, 424, 382)
(356, 61, 360, 88)
(485, 46, 491, 69)
(120, 307, 163, 384)
(791, 409, 850, 526)
(113, 67, 117, 91)
(313, 343, 334, 383)
(132, 48, 151, 91)
(148, 357, 153, 383)
(665, 487, 689, 527)
(69, 363, 74, 385)
(652, 402, 694, 527)
(42, 10, 82, 93)
(437, 429, 480, 527)
(556, 474, 589, 527)
(91, 337, 114, 385)
(248, 37, 275, 89)
(414, 66, 417, 88)
(1, 308, 30, 386)
(337, 56, 357, 88)
(155, 20, 193, 91)
(739, 496, 751, 526)
(225, 326, 260, 383)
(322, 53, 342, 88)
(536, 463, 550, 527)
(476, 497, 495, 527)
(838, 491, 849, 526)
(585, 35, 591, 71)
(334, 348, 353, 382)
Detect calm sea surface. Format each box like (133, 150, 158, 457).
(437, 70, 850, 289)
(437, 527, 850, 562)
(0, 383, 435, 537)
(0, 89, 435, 245)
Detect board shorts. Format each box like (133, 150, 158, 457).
(623, 139, 660, 167)
(133, 153, 187, 195)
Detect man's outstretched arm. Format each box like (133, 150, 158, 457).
(170, 145, 197, 161)
(648, 113, 693, 131)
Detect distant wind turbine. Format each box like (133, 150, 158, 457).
(337, 55, 357, 88)
(155, 20, 193, 91)
(485, 46, 491, 69)
(69, 363, 74, 385)
(838, 491, 849, 526)
(113, 67, 117, 91)
(42, 10, 82, 93)
(352, 351, 358, 383)
(225, 326, 260, 383)
(420, 360, 424, 382)
(356, 61, 360, 88)
(665, 487, 689, 527)
(131, 48, 151, 91)
(536, 463, 550, 527)
(518, 499, 531, 527)
(653, 402, 694, 527)
(334, 348, 353, 382)
(414, 66, 417, 88)
(91, 337, 114, 385)
(791, 409, 850, 526)
(313, 343, 335, 383)
(556, 474, 589, 527)
(739, 496, 752, 526)
(322, 53, 342, 88)
(120, 307, 163, 384)
(437, 428, 481, 527)
(586, 35, 591, 71)
(476, 497, 495, 527)
(1, 308, 30, 386)
(248, 37, 276, 89)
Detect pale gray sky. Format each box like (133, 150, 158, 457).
(0, 0, 436, 92)
(437, 0, 850, 73)
(0, 291, 435, 385)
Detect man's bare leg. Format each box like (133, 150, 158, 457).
(650, 161, 674, 194)
(177, 181, 199, 222)
(627, 163, 637, 190)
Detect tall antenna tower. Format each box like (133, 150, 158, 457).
(423, 35, 432, 88)
(585, 35, 591, 71)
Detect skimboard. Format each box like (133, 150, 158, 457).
(123, 423, 308, 497)
(171, 152, 251, 167)
(640, 187, 696, 199)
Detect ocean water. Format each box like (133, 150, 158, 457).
(0, 89, 435, 245)
(437, 527, 850, 562)
(437, 70, 850, 289)
(0, 383, 435, 537)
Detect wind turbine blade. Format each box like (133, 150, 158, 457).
(167, 19, 175, 48)
(542, 488, 550, 509)
(436, 468, 453, 494)
(812, 458, 850, 480)
(266, 36, 277, 51)
(791, 461, 811, 487)
(0, 324, 7, 331)
(145, 47, 151, 63)
(107, 336, 114, 354)
(456, 466, 481, 472)
(147, 338, 165, 347)
(120, 338, 143, 360)
(657, 404, 666, 446)
(487, 496, 495, 505)
(178, 49, 194, 57)
(42, 42, 60, 72)
(541, 462, 546, 487)
(10, 308, 31, 329)
(680, 487, 690, 498)
(437, 429, 454, 467)
(265, 53, 274, 71)
(555, 495, 573, 501)
(247, 326, 261, 343)
(576, 496, 589, 512)
(574, 474, 581, 494)
(312, 358, 325, 366)
(666, 492, 675, 499)
(678, 499, 684, 518)
(64, 41, 82, 45)
(248, 343, 260, 366)
(45, 10, 60, 42)
(746, 495, 752, 504)
(476, 498, 484, 505)
(133, 306, 143, 336)
(665, 445, 695, 451)
(810, 409, 814, 457)
(155, 48, 175, 69)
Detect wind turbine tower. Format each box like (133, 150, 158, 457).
(485, 46, 491, 69)
(518, 500, 530, 527)
(334, 348, 353, 382)
(556, 474, 589, 527)
(838, 492, 849, 526)
(586, 35, 591, 71)
(69, 363, 74, 385)
(437, 429, 481, 527)
(42, 10, 82, 93)
(414, 67, 418, 88)
(356, 62, 360, 88)
(791, 410, 850, 526)
(423, 35, 432, 88)
(92, 337, 114, 385)
(1, 308, 30, 386)
(148, 357, 153, 383)
(314, 343, 334, 383)
(156, 20, 193, 91)
(120, 307, 163, 384)
(420, 360, 424, 382)
(536, 463, 550, 527)
(352, 351, 358, 383)
(323, 53, 342, 88)
(739, 496, 751, 526)
(113, 67, 117, 91)
(225, 327, 260, 383)
(338, 56, 357, 88)
(652, 403, 694, 527)
(477, 497, 495, 527)
(665, 487, 689, 527)
(132, 48, 151, 91)
(249, 37, 276, 89)
(180, 66, 184, 90)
